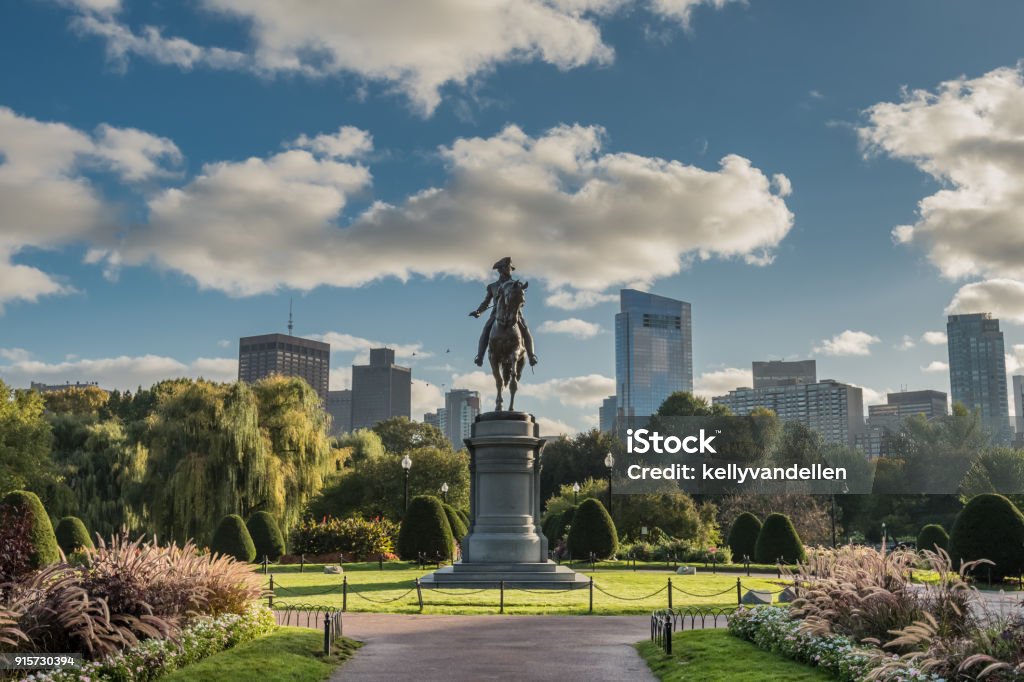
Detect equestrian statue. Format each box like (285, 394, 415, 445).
(469, 257, 538, 411)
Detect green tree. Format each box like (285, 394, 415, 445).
(960, 447, 1024, 498)
(0, 490, 60, 569)
(54, 516, 94, 555)
(950, 493, 1024, 579)
(539, 429, 622, 503)
(397, 495, 454, 560)
(655, 392, 730, 417)
(210, 514, 256, 562)
(567, 498, 618, 559)
(42, 385, 109, 416)
(335, 429, 385, 464)
(372, 417, 449, 454)
(247, 511, 286, 561)
(0, 381, 58, 502)
(727, 512, 762, 563)
(754, 512, 805, 564)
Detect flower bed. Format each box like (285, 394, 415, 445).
(22, 604, 276, 682)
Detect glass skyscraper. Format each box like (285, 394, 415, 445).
(947, 313, 1009, 441)
(615, 289, 692, 417)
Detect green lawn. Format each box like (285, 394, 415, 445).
(264, 562, 785, 615)
(636, 629, 833, 681)
(162, 627, 360, 682)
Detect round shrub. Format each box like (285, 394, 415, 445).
(727, 512, 762, 563)
(442, 503, 468, 541)
(1, 490, 60, 569)
(55, 516, 94, 556)
(397, 495, 455, 560)
(456, 508, 470, 528)
(567, 498, 618, 560)
(950, 493, 1024, 579)
(210, 514, 256, 562)
(247, 511, 286, 562)
(754, 513, 805, 564)
(916, 523, 949, 554)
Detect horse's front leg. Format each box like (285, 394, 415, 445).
(508, 370, 518, 411)
(490, 354, 503, 411)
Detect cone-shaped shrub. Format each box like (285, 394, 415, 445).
(567, 498, 618, 560)
(247, 511, 286, 561)
(456, 508, 470, 528)
(950, 493, 1024, 579)
(754, 512, 805, 564)
(55, 516, 94, 556)
(210, 514, 256, 562)
(442, 503, 468, 541)
(727, 512, 762, 563)
(916, 523, 949, 553)
(397, 495, 455, 560)
(1, 490, 60, 569)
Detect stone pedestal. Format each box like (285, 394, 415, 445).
(420, 412, 587, 589)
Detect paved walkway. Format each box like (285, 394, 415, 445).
(329, 614, 658, 681)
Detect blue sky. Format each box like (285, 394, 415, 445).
(3, 0, 1024, 433)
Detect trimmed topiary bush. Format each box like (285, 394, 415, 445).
(950, 493, 1024, 579)
(916, 523, 949, 554)
(397, 495, 455, 560)
(456, 508, 470, 528)
(247, 511, 286, 562)
(210, 514, 257, 562)
(754, 513, 805, 564)
(727, 512, 762, 563)
(1, 490, 60, 569)
(55, 515, 94, 556)
(567, 498, 618, 560)
(442, 503, 468, 541)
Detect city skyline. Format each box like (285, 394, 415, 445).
(3, 2, 1024, 434)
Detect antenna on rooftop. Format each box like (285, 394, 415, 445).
(288, 298, 294, 335)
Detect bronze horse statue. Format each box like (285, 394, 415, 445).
(488, 279, 528, 411)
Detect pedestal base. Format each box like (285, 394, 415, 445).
(422, 411, 584, 589)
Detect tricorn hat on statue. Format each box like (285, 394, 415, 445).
(492, 256, 515, 271)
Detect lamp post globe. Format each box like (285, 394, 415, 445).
(441, 481, 449, 504)
(401, 455, 413, 514)
(572, 481, 580, 506)
(604, 452, 615, 513)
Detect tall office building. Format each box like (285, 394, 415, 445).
(947, 313, 1009, 440)
(1013, 375, 1024, 438)
(713, 368, 864, 447)
(326, 389, 352, 437)
(444, 389, 480, 450)
(861, 390, 949, 456)
(752, 360, 817, 389)
(350, 348, 412, 430)
(424, 408, 447, 435)
(599, 395, 618, 433)
(238, 333, 330, 401)
(615, 289, 693, 417)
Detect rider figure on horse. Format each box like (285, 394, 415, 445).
(469, 256, 538, 368)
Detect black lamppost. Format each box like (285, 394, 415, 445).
(401, 454, 412, 512)
(830, 482, 849, 548)
(440, 481, 449, 504)
(881, 521, 887, 558)
(604, 452, 615, 512)
(572, 481, 580, 506)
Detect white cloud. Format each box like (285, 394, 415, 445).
(922, 360, 950, 373)
(851, 384, 889, 408)
(0, 348, 32, 362)
(411, 380, 444, 421)
(217, 339, 231, 348)
(290, 127, 373, 159)
(0, 107, 179, 309)
(650, 0, 744, 28)
(545, 289, 618, 310)
(538, 318, 603, 339)
(921, 330, 947, 345)
(813, 330, 880, 357)
(451, 370, 614, 409)
(107, 124, 792, 297)
(1006, 344, 1024, 374)
(945, 279, 1024, 324)
(896, 335, 916, 350)
(312, 332, 429, 361)
(329, 367, 351, 391)
(694, 366, 752, 400)
(859, 65, 1024, 283)
(0, 354, 237, 390)
(536, 416, 580, 436)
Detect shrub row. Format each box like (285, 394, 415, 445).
(23, 604, 276, 682)
(290, 515, 399, 559)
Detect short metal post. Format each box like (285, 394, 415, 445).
(416, 578, 424, 612)
(663, 618, 672, 655)
(988, 566, 992, 588)
(323, 613, 331, 656)
(268, 575, 274, 608)
(667, 577, 672, 609)
(736, 577, 741, 605)
(300, 554, 305, 573)
(262, 556, 269, 574)
(343, 576, 348, 612)
(589, 577, 594, 614)
(500, 580, 505, 614)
